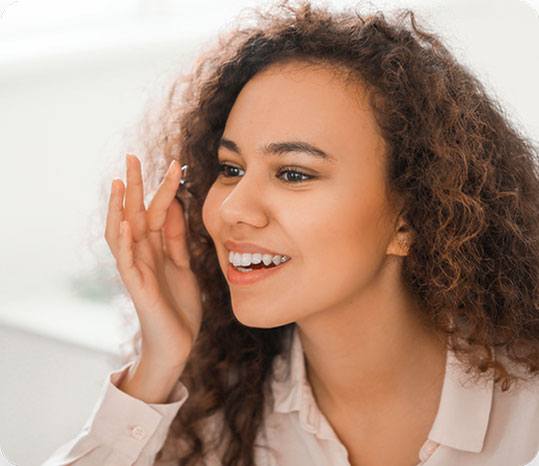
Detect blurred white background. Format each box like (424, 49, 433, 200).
(0, 0, 538, 465)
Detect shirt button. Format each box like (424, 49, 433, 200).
(130, 425, 146, 440)
(424, 441, 439, 457)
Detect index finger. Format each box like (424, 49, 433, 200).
(147, 160, 182, 232)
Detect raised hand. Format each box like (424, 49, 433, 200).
(104, 154, 203, 402)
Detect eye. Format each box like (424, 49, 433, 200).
(217, 163, 314, 184)
(276, 167, 313, 183)
(217, 163, 244, 178)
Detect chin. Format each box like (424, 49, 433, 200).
(230, 300, 293, 329)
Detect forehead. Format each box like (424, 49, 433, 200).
(229, 60, 373, 122)
(257, 59, 368, 98)
(222, 60, 385, 167)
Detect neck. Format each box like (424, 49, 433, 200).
(295, 256, 447, 414)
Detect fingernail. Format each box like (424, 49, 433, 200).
(169, 160, 177, 173)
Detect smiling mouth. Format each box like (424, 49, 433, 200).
(226, 256, 292, 285)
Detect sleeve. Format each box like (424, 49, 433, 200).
(40, 361, 189, 466)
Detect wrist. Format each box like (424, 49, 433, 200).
(118, 356, 186, 404)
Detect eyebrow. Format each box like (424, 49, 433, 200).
(218, 137, 335, 163)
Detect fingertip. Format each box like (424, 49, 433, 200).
(112, 178, 123, 191)
(110, 180, 125, 210)
(168, 159, 178, 173)
(126, 153, 140, 170)
(168, 162, 183, 185)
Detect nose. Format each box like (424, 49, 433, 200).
(219, 169, 269, 228)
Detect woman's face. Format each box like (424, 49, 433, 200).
(202, 61, 405, 328)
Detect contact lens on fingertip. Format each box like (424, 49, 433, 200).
(180, 164, 188, 185)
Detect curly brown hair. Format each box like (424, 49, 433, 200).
(112, 1, 539, 464)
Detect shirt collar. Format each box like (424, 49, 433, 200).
(427, 347, 494, 452)
(271, 324, 494, 452)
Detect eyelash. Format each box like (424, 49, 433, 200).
(216, 163, 314, 184)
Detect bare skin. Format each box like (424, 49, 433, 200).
(202, 61, 448, 465)
(104, 154, 203, 403)
(301, 277, 447, 465)
(104, 58, 448, 463)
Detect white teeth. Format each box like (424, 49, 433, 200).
(228, 250, 291, 267)
(233, 252, 242, 267)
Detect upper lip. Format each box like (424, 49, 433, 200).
(224, 240, 288, 257)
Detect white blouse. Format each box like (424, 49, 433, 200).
(42, 326, 539, 466)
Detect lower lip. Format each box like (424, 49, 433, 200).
(227, 260, 291, 286)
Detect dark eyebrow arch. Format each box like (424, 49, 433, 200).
(219, 137, 335, 163)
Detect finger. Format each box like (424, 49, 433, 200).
(147, 160, 182, 233)
(163, 198, 191, 268)
(124, 154, 148, 243)
(117, 220, 143, 289)
(104, 178, 125, 257)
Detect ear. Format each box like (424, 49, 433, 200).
(386, 216, 413, 257)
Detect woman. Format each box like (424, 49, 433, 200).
(42, 1, 539, 465)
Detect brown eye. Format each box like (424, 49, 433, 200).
(217, 163, 244, 177)
(217, 163, 314, 184)
(276, 167, 314, 183)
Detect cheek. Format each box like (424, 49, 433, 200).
(299, 195, 391, 289)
